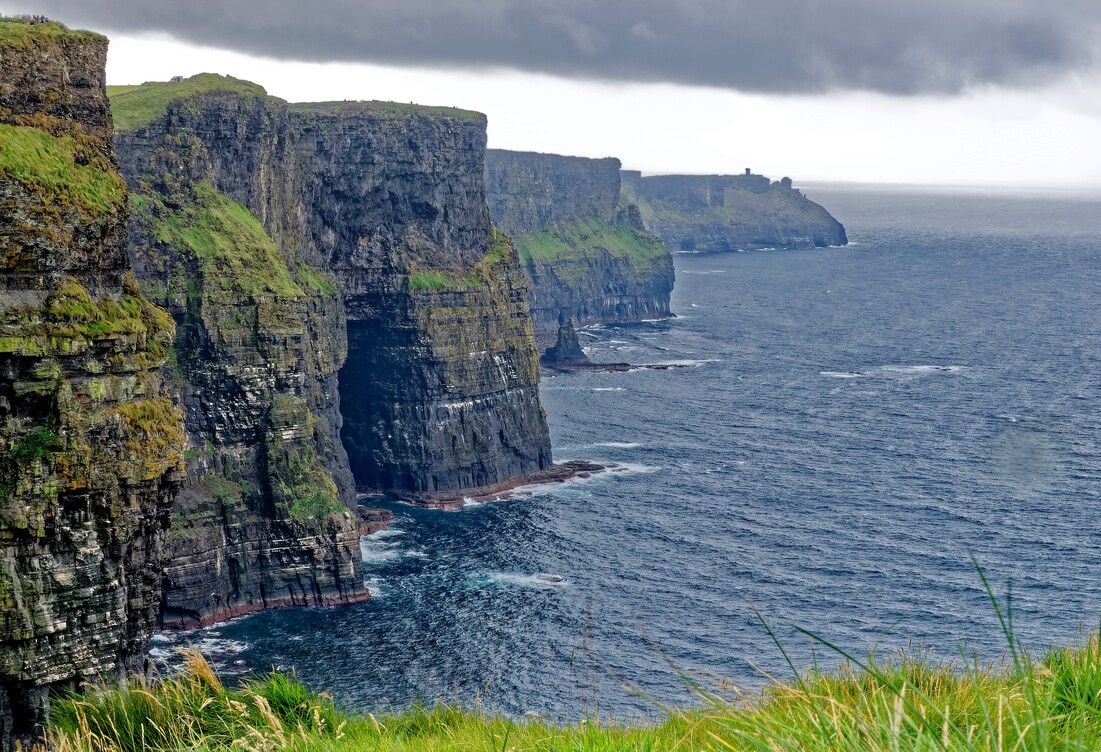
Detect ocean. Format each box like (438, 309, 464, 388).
(150, 184, 1101, 720)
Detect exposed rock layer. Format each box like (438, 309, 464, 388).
(621, 170, 847, 251)
(0, 21, 182, 747)
(112, 85, 366, 628)
(292, 105, 552, 496)
(485, 150, 674, 341)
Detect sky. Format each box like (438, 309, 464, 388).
(4, 0, 1101, 187)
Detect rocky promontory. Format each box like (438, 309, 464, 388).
(111, 77, 372, 628)
(291, 102, 552, 499)
(485, 150, 674, 343)
(621, 170, 847, 251)
(0, 19, 183, 746)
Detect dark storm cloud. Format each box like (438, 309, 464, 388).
(24, 0, 1101, 94)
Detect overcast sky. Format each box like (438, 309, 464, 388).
(5, 0, 1101, 186)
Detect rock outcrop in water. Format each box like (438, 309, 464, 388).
(0, 19, 183, 746)
(621, 170, 847, 251)
(111, 78, 371, 628)
(485, 150, 674, 342)
(292, 105, 551, 498)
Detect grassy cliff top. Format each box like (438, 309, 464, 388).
(107, 73, 272, 131)
(0, 16, 104, 47)
(289, 100, 485, 121)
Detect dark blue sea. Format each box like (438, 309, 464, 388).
(151, 184, 1101, 720)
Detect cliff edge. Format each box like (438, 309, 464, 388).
(0, 18, 183, 747)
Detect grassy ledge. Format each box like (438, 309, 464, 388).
(133, 182, 305, 299)
(107, 73, 270, 131)
(0, 123, 126, 218)
(514, 216, 668, 265)
(408, 229, 511, 292)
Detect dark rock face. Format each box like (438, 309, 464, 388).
(292, 105, 551, 496)
(486, 149, 621, 237)
(541, 319, 588, 364)
(621, 170, 847, 251)
(114, 89, 366, 628)
(485, 150, 674, 342)
(0, 23, 182, 747)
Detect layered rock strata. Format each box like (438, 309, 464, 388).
(110, 78, 371, 628)
(621, 170, 847, 251)
(291, 104, 552, 498)
(485, 150, 674, 342)
(0, 20, 182, 747)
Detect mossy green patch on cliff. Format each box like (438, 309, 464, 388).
(514, 216, 667, 265)
(0, 275, 175, 361)
(0, 123, 125, 218)
(288, 100, 484, 121)
(133, 182, 305, 299)
(0, 17, 104, 48)
(107, 73, 270, 131)
(407, 230, 513, 292)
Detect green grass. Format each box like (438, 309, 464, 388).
(107, 73, 270, 131)
(134, 182, 305, 299)
(514, 216, 668, 265)
(288, 100, 485, 121)
(0, 16, 103, 48)
(0, 123, 126, 218)
(407, 229, 514, 292)
(44, 567, 1101, 751)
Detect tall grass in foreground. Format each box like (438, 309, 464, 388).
(47, 571, 1101, 751)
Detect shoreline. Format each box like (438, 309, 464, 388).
(363, 459, 609, 510)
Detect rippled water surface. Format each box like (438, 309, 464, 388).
(154, 185, 1101, 719)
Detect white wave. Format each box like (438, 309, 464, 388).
(477, 572, 568, 589)
(881, 365, 964, 375)
(820, 370, 864, 379)
(360, 537, 401, 564)
(191, 637, 249, 656)
(690, 303, 699, 308)
(594, 441, 641, 448)
(462, 496, 484, 508)
(607, 462, 660, 474)
(592, 387, 626, 392)
(367, 527, 405, 539)
(363, 576, 387, 598)
(680, 270, 727, 275)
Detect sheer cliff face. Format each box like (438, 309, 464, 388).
(621, 171, 848, 251)
(485, 150, 674, 341)
(292, 106, 551, 496)
(0, 22, 182, 745)
(112, 84, 365, 628)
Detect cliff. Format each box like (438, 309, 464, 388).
(621, 170, 847, 251)
(0, 19, 182, 747)
(110, 76, 371, 628)
(485, 150, 674, 341)
(291, 104, 552, 498)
